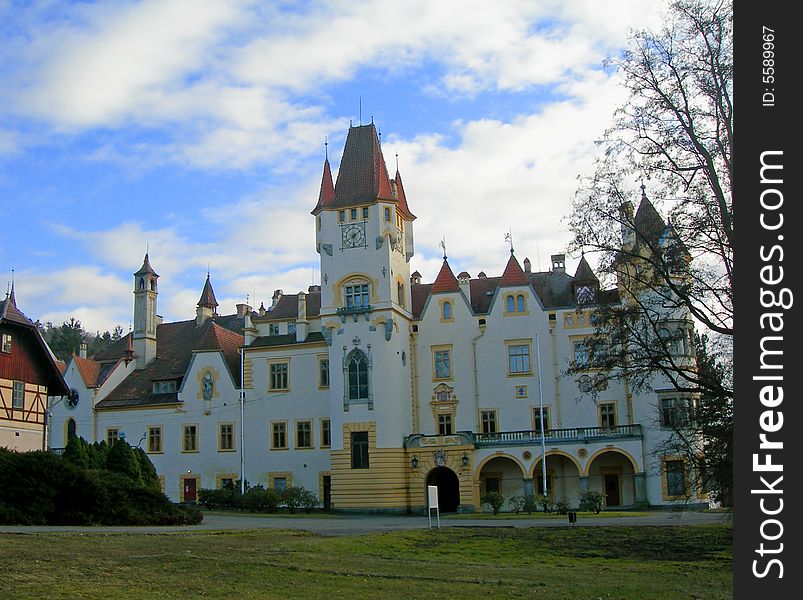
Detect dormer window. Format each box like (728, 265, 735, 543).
(269, 323, 280, 336)
(442, 301, 452, 320)
(152, 380, 177, 394)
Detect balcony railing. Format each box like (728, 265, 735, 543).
(336, 305, 372, 322)
(473, 424, 642, 447)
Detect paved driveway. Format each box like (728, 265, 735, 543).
(0, 510, 730, 536)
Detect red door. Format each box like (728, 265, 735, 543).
(184, 478, 197, 502)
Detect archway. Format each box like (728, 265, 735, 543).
(586, 449, 637, 507)
(532, 452, 582, 508)
(426, 467, 460, 512)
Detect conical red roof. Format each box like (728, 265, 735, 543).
(431, 259, 461, 293)
(500, 253, 529, 286)
(311, 159, 336, 214)
(197, 274, 218, 309)
(393, 169, 416, 220)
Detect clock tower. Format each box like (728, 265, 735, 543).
(311, 123, 417, 510)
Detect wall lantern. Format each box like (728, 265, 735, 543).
(461, 452, 469, 466)
(411, 455, 419, 469)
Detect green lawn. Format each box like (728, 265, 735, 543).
(0, 524, 732, 599)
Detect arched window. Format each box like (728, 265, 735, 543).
(397, 282, 405, 308)
(517, 294, 525, 312)
(66, 418, 77, 443)
(506, 295, 515, 313)
(139, 277, 145, 290)
(348, 350, 369, 401)
(442, 301, 452, 320)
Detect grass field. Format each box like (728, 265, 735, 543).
(0, 524, 732, 599)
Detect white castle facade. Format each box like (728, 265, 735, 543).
(49, 124, 703, 512)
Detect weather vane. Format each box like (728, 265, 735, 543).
(504, 229, 514, 253)
(439, 236, 447, 259)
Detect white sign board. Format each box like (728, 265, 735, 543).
(427, 485, 439, 509)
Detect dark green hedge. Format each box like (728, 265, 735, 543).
(0, 444, 202, 526)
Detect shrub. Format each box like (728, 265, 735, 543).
(481, 491, 505, 515)
(243, 486, 280, 513)
(580, 490, 606, 513)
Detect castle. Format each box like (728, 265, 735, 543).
(48, 123, 702, 512)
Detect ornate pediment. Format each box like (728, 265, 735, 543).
(431, 383, 457, 404)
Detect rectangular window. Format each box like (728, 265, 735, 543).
(345, 284, 370, 309)
(665, 460, 686, 496)
(533, 406, 550, 434)
(437, 413, 453, 435)
(152, 380, 176, 394)
(273, 476, 287, 492)
(573, 340, 590, 368)
(272, 421, 287, 449)
(147, 426, 163, 453)
(350, 208, 357, 220)
(384, 207, 391, 222)
(480, 410, 497, 434)
(321, 419, 331, 448)
(351, 431, 369, 469)
(106, 428, 119, 445)
(338, 210, 345, 222)
(507, 344, 531, 374)
(287, 322, 296, 335)
(1, 332, 11, 353)
(296, 420, 313, 449)
(434, 349, 451, 379)
(319, 359, 330, 388)
(661, 398, 694, 428)
(183, 425, 198, 452)
(269, 323, 280, 336)
(12, 381, 24, 409)
(219, 477, 234, 489)
(362, 207, 369, 220)
(219, 423, 234, 451)
(269, 362, 289, 391)
(599, 403, 616, 429)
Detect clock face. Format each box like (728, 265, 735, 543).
(341, 222, 366, 248)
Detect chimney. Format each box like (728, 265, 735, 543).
(236, 303, 252, 319)
(296, 291, 308, 343)
(523, 257, 531, 274)
(259, 302, 267, 316)
(411, 271, 422, 286)
(243, 312, 257, 345)
(551, 254, 566, 274)
(457, 272, 471, 305)
(271, 289, 283, 309)
(79, 342, 87, 359)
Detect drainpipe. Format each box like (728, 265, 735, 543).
(471, 322, 486, 431)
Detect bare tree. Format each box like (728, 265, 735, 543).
(567, 1, 733, 505)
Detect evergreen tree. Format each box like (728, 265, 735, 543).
(105, 440, 142, 484)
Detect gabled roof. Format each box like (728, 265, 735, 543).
(197, 274, 218, 309)
(0, 289, 69, 396)
(0, 286, 31, 326)
(431, 259, 460, 293)
(72, 354, 102, 388)
(95, 315, 244, 409)
(255, 292, 322, 322)
(410, 257, 620, 319)
(499, 253, 529, 286)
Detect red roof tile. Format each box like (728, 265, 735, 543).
(431, 259, 460, 293)
(311, 159, 336, 214)
(332, 124, 395, 206)
(499, 253, 529, 286)
(393, 169, 416, 220)
(73, 354, 101, 388)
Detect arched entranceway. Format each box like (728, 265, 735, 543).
(478, 455, 527, 508)
(532, 453, 582, 508)
(426, 467, 460, 512)
(586, 449, 638, 508)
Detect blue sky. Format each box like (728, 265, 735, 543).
(0, 0, 663, 334)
